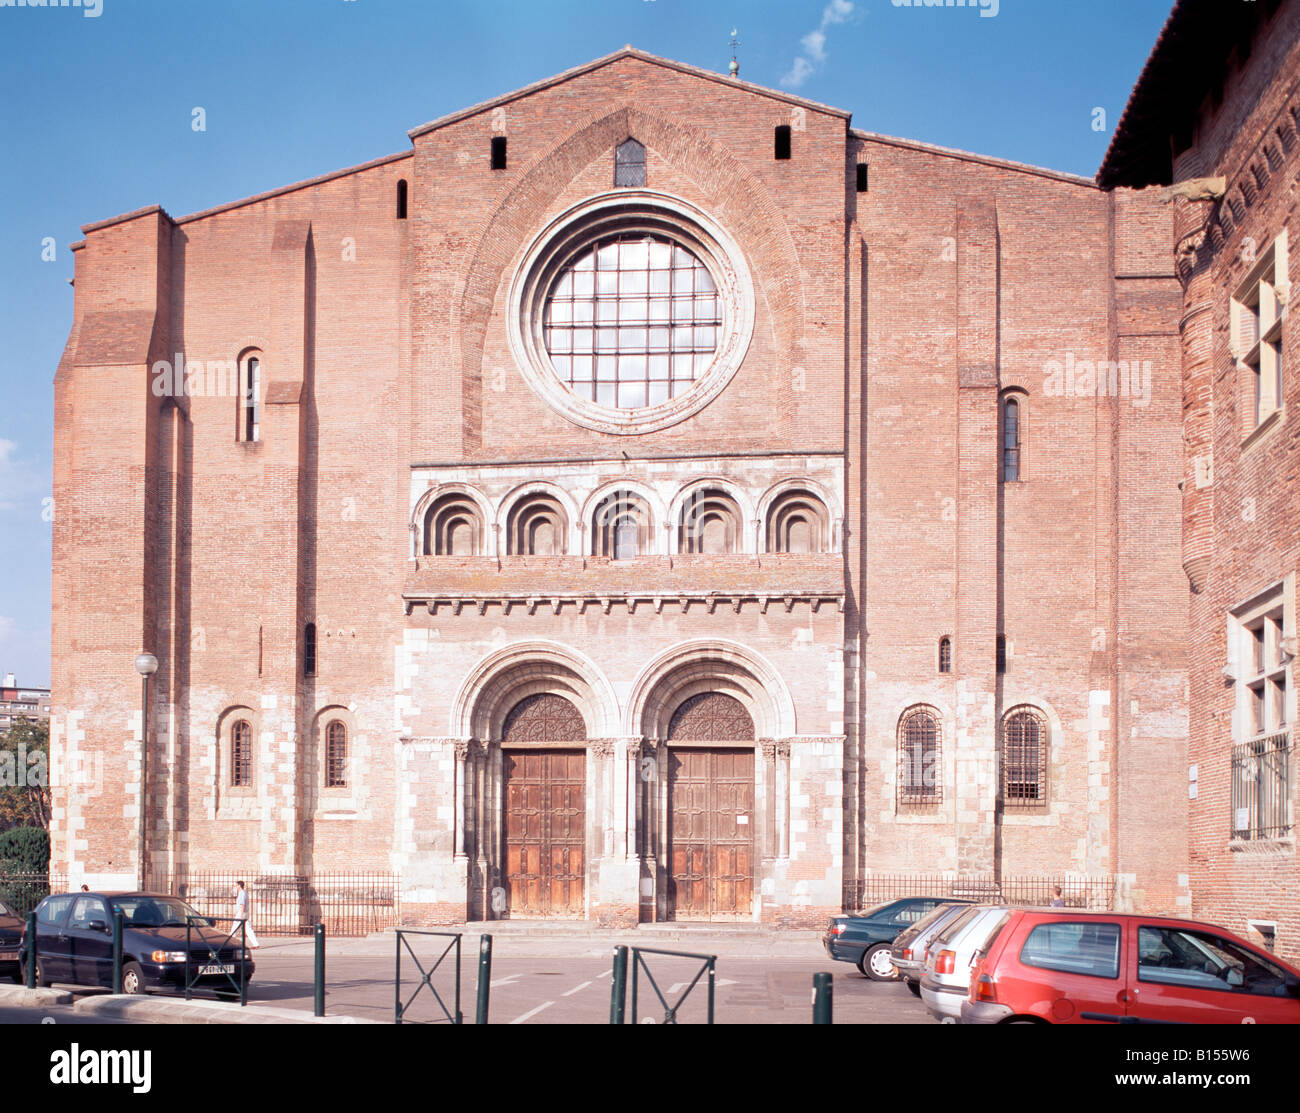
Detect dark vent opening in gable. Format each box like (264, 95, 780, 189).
(491, 136, 507, 170)
(615, 138, 647, 188)
(396, 179, 408, 219)
(856, 164, 868, 192)
(775, 125, 792, 160)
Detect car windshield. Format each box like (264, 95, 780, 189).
(0, 898, 12, 916)
(108, 896, 204, 928)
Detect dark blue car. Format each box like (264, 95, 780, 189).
(21, 891, 254, 997)
(824, 897, 952, 980)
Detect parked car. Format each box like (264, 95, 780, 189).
(961, 908, 1300, 1024)
(0, 897, 23, 982)
(890, 900, 975, 996)
(20, 891, 254, 997)
(824, 897, 950, 980)
(919, 905, 1010, 1022)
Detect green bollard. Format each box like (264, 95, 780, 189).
(25, 912, 36, 989)
(112, 910, 124, 994)
(610, 946, 628, 1025)
(475, 934, 492, 1025)
(813, 972, 833, 1024)
(314, 923, 326, 1018)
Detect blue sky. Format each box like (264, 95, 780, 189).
(0, 0, 1173, 687)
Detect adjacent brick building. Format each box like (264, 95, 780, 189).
(52, 43, 1195, 928)
(1101, 0, 1299, 959)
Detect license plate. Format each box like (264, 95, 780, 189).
(198, 963, 234, 975)
(0, 950, 17, 961)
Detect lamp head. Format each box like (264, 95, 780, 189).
(135, 653, 159, 677)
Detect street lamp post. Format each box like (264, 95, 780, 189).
(134, 652, 159, 891)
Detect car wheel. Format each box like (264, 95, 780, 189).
(905, 978, 922, 998)
(121, 961, 148, 996)
(859, 943, 897, 981)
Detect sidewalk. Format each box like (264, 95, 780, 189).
(0, 983, 376, 1024)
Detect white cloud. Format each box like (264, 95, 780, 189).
(801, 30, 827, 62)
(782, 1, 856, 89)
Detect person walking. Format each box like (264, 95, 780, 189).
(233, 880, 260, 948)
(1050, 885, 1065, 907)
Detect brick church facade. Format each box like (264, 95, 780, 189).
(47, 5, 1291, 938)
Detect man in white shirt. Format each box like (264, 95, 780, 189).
(232, 880, 260, 948)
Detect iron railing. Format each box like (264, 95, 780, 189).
(175, 871, 400, 936)
(844, 873, 1115, 912)
(1232, 731, 1292, 840)
(0, 870, 68, 918)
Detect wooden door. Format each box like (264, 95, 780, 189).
(503, 749, 585, 917)
(668, 748, 754, 920)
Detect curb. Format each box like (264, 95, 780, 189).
(72, 995, 379, 1025)
(0, 984, 76, 1007)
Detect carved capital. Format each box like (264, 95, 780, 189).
(775, 739, 792, 760)
(589, 738, 616, 758)
(454, 740, 471, 762)
(759, 739, 778, 762)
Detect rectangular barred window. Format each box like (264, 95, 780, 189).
(1229, 583, 1293, 840)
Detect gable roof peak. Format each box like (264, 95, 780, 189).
(408, 45, 851, 140)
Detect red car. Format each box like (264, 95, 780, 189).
(961, 908, 1300, 1024)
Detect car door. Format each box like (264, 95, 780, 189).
(1012, 916, 1129, 1023)
(67, 896, 113, 987)
(1127, 923, 1300, 1024)
(35, 894, 76, 982)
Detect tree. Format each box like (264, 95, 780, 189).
(0, 717, 50, 830)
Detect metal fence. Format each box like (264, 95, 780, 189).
(845, 873, 1115, 912)
(175, 872, 401, 937)
(0, 870, 68, 917)
(1231, 731, 1292, 841)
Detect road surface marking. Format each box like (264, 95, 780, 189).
(561, 981, 592, 997)
(490, 974, 524, 987)
(509, 1001, 555, 1024)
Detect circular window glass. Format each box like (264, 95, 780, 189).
(545, 234, 720, 411)
(509, 192, 754, 436)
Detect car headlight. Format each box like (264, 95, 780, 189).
(150, 950, 187, 963)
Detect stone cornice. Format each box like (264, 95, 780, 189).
(403, 591, 844, 617)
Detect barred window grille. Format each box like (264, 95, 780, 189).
(1002, 707, 1047, 807)
(325, 720, 348, 788)
(304, 623, 316, 677)
(1231, 731, 1292, 840)
(898, 708, 942, 806)
(232, 720, 253, 787)
(938, 637, 952, 674)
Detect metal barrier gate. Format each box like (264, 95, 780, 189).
(184, 916, 249, 1006)
(610, 944, 716, 1024)
(394, 929, 464, 1024)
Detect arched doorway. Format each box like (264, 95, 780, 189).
(666, 693, 755, 920)
(501, 693, 587, 918)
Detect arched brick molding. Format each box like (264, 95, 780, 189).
(625, 639, 796, 739)
(451, 641, 620, 740)
(455, 106, 809, 437)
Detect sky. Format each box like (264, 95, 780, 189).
(0, 0, 1175, 688)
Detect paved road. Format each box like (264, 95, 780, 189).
(246, 950, 934, 1024)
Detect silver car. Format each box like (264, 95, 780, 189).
(890, 901, 974, 996)
(919, 905, 1010, 1023)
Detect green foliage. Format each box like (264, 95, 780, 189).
(0, 824, 49, 873)
(0, 716, 50, 831)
